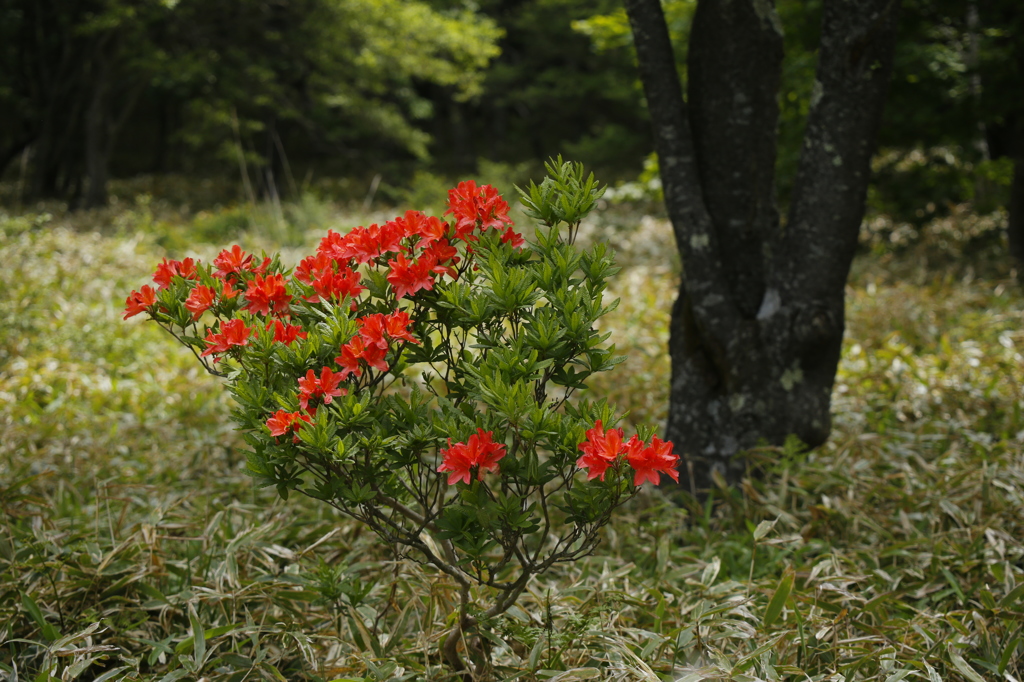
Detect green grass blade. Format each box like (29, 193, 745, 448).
(763, 567, 794, 629)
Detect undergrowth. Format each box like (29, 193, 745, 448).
(0, 195, 1021, 681)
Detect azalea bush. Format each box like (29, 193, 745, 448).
(123, 159, 678, 677)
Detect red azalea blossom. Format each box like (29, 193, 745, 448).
(268, 319, 307, 345)
(335, 337, 365, 380)
(200, 318, 253, 357)
(445, 181, 514, 241)
(153, 257, 198, 290)
(184, 284, 217, 320)
(501, 225, 525, 249)
(403, 210, 447, 249)
(576, 420, 626, 481)
(625, 435, 680, 487)
(309, 267, 364, 304)
(334, 334, 390, 379)
(386, 252, 436, 299)
(384, 310, 419, 345)
(421, 239, 459, 278)
(294, 252, 334, 285)
(358, 313, 388, 350)
(360, 341, 389, 373)
(316, 229, 351, 263)
(335, 335, 364, 378)
(220, 278, 240, 300)
(348, 223, 405, 264)
(266, 409, 312, 442)
(213, 245, 254, 278)
(437, 429, 507, 485)
(576, 451, 615, 481)
(244, 273, 292, 316)
(124, 285, 158, 319)
(297, 367, 347, 411)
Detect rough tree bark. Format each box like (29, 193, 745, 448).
(623, 0, 902, 494)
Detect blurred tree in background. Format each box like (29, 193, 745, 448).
(875, 0, 1024, 258)
(0, 0, 502, 207)
(1, 0, 1023, 217)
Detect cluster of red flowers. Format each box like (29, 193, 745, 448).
(123, 245, 269, 322)
(445, 180, 522, 248)
(268, 319, 307, 345)
(125, 183, 520, 342)
(576, 421, 679, 486)
(125, 182, 676, 494)
(199, 318, 253, 357)
(153, 257, 198, 290)
(336, 310, 420, 379)
(213, 244, 270, 278)
(126, 183, 540, 460)
(244, 273, 291, 316)
(437, 429, 508, 485)
(298, 366, 346, 412)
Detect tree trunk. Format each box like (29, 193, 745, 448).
(624, 0, 902, 493)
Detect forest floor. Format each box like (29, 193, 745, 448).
(1, 180, 1022, 681)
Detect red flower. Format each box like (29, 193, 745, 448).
(267, 319, 307, 345)
(445, 181, 513, 242)
(297, 367, 347, 411)
(358, 313, 388, 350)
(576, 420, 625, 481)
(384, 310, 419, 345)
(316, 229, 351, 263)
(309, 267, 365, 304)
(334, 333, 391, 379)
(184, 284, 217, 320)
(294, 252, 334, 285)
(437, 429, 507, 485)
(124, 285, 158, 319)
(266, 409, 312, 442)
(316, 223, 406, 264)
(213, 245, 255, 278)
(244, 273, 292, 316)
(500, 225, 525, 249)
(153, 257, 198, 290)
(421, 239, 459, 278)
(200, 318, 253, 357)
(386, 252, 436, 299)
(404, 211, 448, 249)
(625, 435, 680, 487)
(220, 278, 240, 300)
(335, 337, 365, 380)
(360, 341, 389, 373)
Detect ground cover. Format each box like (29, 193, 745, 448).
(1, 191, 1022, 681)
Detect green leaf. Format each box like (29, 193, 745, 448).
(189, 602, 206, 666)
(999, 634, 1021, 674)
(21, 592, 59, 641)
(752, 518, 777, 541)
(763, 567, 794, 628)
(948, 645, 987, 682)
(700, 557, 720, 587)
(940, 567, 966, 604)
(999, 581, 1024, 607)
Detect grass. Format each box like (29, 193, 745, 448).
(0, 186, 1022, 681)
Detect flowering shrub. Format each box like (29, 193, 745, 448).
(124, 159, 677, 676)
